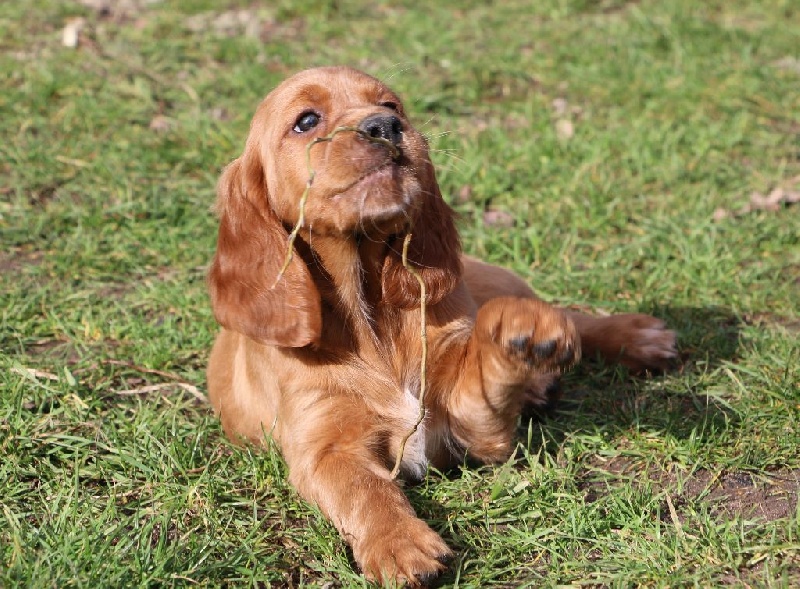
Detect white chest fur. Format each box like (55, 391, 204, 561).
(398, 386, 428, 480)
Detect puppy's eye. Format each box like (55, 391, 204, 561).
(380, 101, 400, 112)
(293, 111, 320, 133)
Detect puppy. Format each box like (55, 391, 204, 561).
(206, 66, 676, 584)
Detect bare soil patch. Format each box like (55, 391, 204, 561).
(584, 456, 799, 523)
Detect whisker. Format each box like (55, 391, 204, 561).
(416, 114, 439, 130)
(421, 128, 450, 138)
(380, 62, 415, 83)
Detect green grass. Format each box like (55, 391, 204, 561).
(2, 0, 799, 586)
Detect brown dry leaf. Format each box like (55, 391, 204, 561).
(555, 118, 574, 141)
(62, 17, 85, 48)
(552, 98, 569, 117)
(149, 115, 173, 132)
(713, 181, 800, 222)
(712, 208, 730, 222)
(748, 187, 800, 211)
(456, 184, 473, 204)
(483, 208, 515, 228)
(210, 107, 230, 121)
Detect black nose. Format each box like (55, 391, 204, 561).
(358, 114, 403, 146)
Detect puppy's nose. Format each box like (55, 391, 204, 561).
(358, 114, 403, 147)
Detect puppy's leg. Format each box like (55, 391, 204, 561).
(461, 255, 677, 372)
(281, 399, 451, 585)
(441, 297, 579, 462)
(566, 312, 676, 372)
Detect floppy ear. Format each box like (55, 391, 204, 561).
(208, 153, 322, 347)
(381, 165, 462, 308)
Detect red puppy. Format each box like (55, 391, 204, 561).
(207, 66, 676, 584)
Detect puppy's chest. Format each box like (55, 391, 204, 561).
(335, 318, 436, 479)
(397, 382, 428, 481)
(378, 318, 438, 479)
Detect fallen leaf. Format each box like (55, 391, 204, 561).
(483, 208, 515, 228)
(712, 208, 730, 222)
(555, 118, 574, 141)
(748, 187, 800, 211)
(713, 182, 800, 222)
(76, 0, 112, 16)
(456, 184, 473, 204)
(149, 115, 173, 132)
(210, 107, 230, 121)
(62, 17, 85, 48)
(552, 97, 569, 116)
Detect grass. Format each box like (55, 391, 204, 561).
(1, 0, 799, 586)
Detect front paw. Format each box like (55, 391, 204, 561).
(354, 517, 452, 586)
(482, 297, 580, 373)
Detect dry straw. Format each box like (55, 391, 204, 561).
(389, 232, 427, 480)
(274, 127, 427, 480)
(273, 126, 399, 286)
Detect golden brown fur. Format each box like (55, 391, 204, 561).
(206, 66, 677, 584)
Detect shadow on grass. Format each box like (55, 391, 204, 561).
(401, 305, 752, 586)
(526, 304, 744, 448)
(660, 304, 742, 370)
(396, 307, 749, 586)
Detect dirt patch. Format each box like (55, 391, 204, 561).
(583, 456, 799, 523)
(0, 246, 45, 274)
(183, 7, 307, 44)
(684, 470, 799, 522)
(742, 312, 800, 334)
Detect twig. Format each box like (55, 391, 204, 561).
(103, 360, 206, 403)
(664, 494, 684, 542)
(102, 359, 186, 382)
(272, 126, 399, 287)
(115, 382, 206, 403)
(274, 127, 423, 479)
(11, 367, 60, 381)
(390, 233, 428, 480)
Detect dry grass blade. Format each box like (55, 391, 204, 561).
(11, 367, 60, 381)
(390, 233, 427, 480)
(270, 125, 424, 479)
(115, 382, 206, 403)
(272, 126, 400, 287)
(102, 359, 189, 382)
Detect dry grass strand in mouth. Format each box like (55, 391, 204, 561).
(390, 232, 428, 480)
(272, 126, 400, 288)
(272, 127, 427, 480)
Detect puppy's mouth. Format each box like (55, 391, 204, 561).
(325, 159, 420, 234)
(334, 161, 398, 197)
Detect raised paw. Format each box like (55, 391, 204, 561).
(481, 297, 580, 373)
(522, 372, 562, 411)
(354, 516, 452, 586)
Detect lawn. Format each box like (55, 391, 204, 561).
(1, 0, 799, 587)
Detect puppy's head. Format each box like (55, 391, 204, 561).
(255, 66, 431, 235)
(209, 67, 461, 347)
